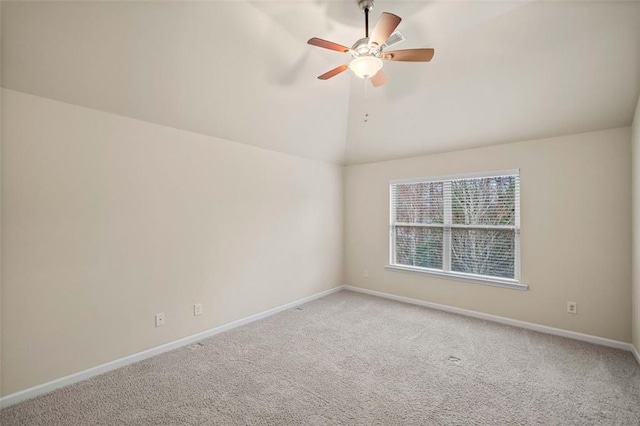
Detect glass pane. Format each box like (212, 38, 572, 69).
(395, 226, 443, 269)
(451, 176, 516, 225)
(392, 182, 444, 224)
(451, 229, 515, 279)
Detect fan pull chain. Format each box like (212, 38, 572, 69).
(364, 79, 369, 123)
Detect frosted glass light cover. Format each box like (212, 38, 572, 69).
(349, 56, 383, 79)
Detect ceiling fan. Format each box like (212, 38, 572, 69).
(307, 0, 435, 87)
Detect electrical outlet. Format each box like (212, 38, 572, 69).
(194, 303, 202, 316)
(363, 269, 369, 278)
(155, 313, 166, 327)
(567, 302, 577, 314)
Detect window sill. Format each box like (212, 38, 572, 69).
(384, 265, 528, 291)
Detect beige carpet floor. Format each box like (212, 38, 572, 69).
(2, 290, 640, 425)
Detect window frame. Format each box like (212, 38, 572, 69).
(387, 169, 527, 291)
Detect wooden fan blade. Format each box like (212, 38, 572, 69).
(370, 12, 402, 46)
(318, 64, 349, 80)
(383, 48, 435, 62)
(307, 37, 350, 53)
(370, 70, 387, 87)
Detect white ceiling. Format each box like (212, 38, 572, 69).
(2, 1, 639, 165)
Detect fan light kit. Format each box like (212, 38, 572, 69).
(307, 0, 435, 87)
(350, 56, 383, 78)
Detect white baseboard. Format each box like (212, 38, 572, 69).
(343, 285, 638, 357)
(0, 286, 343, 409)
(632, 344, 640, 366)
(3, 284, 637, 408)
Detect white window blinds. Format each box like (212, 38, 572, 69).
(390, 171, 520, 283)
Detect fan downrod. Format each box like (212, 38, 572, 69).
(357, 0, 374, 37)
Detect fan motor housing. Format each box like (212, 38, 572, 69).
(351, 37, 382, 58)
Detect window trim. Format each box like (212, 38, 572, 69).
(389, 169, 520, 185)
(388, 169, 525, 290)
(384, 265, 528, 291)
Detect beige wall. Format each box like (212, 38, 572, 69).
(0, 4, 3, 398)
(632, 95, 640, 352)
(1, 86, 635, 397)
(0, 89, 343, 396)
(0, 4, 3, 399)
(344, 127, 632, 342)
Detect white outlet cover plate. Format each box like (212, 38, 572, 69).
(194, 304, 202, 316)
(155, 313, 166, 327)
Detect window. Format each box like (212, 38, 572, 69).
(388, 170, 523, 289)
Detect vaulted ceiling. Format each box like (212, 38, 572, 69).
(3, 1, 639, 165)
